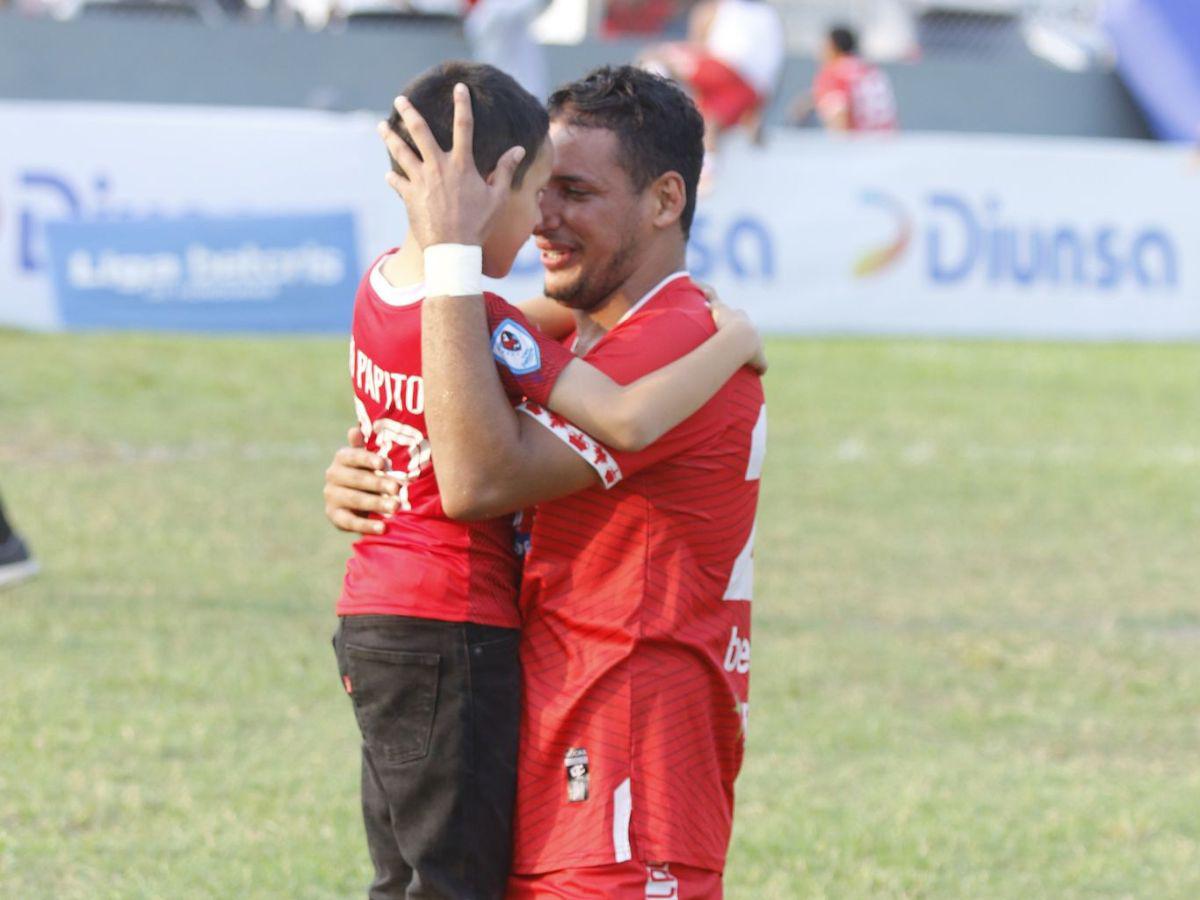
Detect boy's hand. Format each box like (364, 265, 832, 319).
(700, 282, 768, 375)
(379, 83, 527, 249)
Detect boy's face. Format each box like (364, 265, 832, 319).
(482, 138, 555, 278)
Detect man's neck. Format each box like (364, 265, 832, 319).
(381, 237, 425, 288)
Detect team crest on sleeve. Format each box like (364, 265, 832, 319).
(491, 318, 541, 375)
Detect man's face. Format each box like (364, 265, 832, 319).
(482, 138, 555, 279)
(534, 121, 647, 312)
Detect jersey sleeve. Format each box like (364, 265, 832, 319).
(523, 303, 723, 483)
(516, 400, 624, 489)
(483, 292, 576, 407)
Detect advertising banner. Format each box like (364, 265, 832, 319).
(2, 100, 1198, 339)
(481, 131, 1200, 341)
(47, 213, 358, 332)
(711, 132, 1199, 340)
(0, 101, 394, 331)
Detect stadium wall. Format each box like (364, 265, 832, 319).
(2, 101, 1196, 340)
(0, 11, 1151, 139)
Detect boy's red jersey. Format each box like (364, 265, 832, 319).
(336, 252, 575, 628)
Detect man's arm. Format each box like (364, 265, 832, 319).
(422, 293, 603, 520)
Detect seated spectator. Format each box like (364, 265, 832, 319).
(640, 0, 785, 193)
(790, 25, 898, 133)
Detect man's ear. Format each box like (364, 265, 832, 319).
(649, 171, 686, 230)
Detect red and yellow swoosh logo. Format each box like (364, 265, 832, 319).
(853, 191, 913, 278)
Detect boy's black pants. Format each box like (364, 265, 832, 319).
(333, 615, 522, 900)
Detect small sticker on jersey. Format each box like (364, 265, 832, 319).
(564, 747, 589, 802)
(491, 318, 541, 375)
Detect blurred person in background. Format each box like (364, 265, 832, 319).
(464, 0, 549, 99)
(0, 492, 38, 589)
(602, 0, 679, 38)
(639, 0, 785, 193)
(789, 24, 898, 133)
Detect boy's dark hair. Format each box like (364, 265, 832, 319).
(830, 26, 858, 56)
(388, 61, 548, 188)
(547, 65, 704, 238)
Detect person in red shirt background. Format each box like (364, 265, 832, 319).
(639, 0, 785, 193)
(377, 65, 764, 899)
(791, 24, 899, 133)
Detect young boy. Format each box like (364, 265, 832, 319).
(332, 61, 762, 899)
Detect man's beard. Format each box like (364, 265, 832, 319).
(543, 233, 638, 312)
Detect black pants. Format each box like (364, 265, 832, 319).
(333, 615, 521, 900)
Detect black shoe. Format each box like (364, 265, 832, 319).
(0, 532, 39, 589)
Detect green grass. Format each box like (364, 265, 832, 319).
(1, 331, 1198, 898)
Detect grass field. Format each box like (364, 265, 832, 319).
(1, 330, 1198, 898)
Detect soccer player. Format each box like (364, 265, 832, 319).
(789, 25, 899, 133)
(0, 491, 38, 590)
(382, 66, 764, 898)
(333, 62, 764, 900)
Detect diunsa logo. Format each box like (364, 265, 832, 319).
(491, 318, 541, 375)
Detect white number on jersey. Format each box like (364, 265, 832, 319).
(354, 398, 431, 512)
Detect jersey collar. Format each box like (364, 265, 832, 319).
(614, 270, 691, 327)
(370, 252, 424, 307)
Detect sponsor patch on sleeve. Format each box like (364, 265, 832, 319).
(491, 318, 541, 376)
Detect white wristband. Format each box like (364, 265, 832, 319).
(423, 244, 483, 297)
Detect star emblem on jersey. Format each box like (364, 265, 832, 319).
(491, 318, 541, 375)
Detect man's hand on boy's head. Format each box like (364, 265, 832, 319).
(380, 83, 526, 250)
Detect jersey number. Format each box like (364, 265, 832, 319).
(355, 398, 432, 511)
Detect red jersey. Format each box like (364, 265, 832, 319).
(813, 56, 898, 132)
(336, 251, 575, 628)
(511, 272, 766, 874)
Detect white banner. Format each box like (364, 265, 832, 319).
(3, 101, 1199, 339)
(0, 101, 397, 330)
(676, 131, 1199, 340)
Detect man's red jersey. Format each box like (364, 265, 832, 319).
(813, 56, 898, 132)
(511, 272, 766, 874)
(336, 251, 576, 628)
